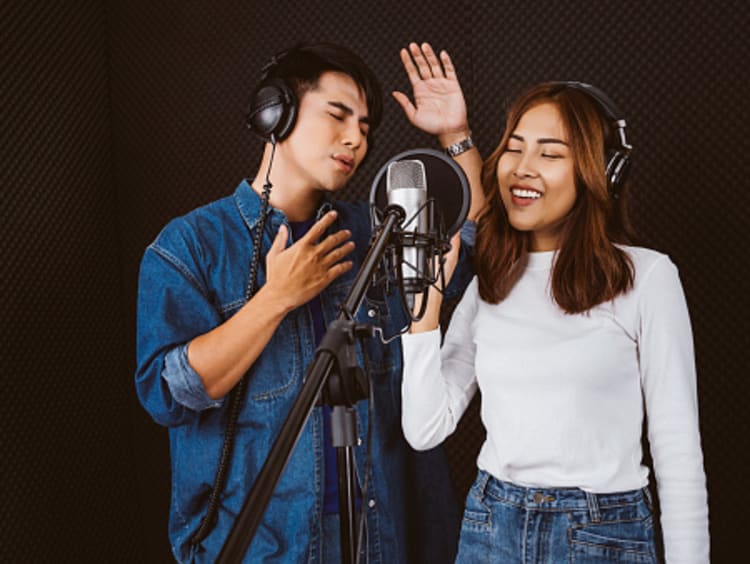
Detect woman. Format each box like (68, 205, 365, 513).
(399, 62, 710, 562)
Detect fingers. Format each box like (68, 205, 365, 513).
(301, 211, 355, 264)
(317, 230, 355, 260)
(305, 232, 354, 287)
(444, 232, 461, 265)
(283, 209, 354, 261)
(400, 47, 421, 87)
(326, 259, 354, 282)
(421, 43, 443, 76)
(449, 231, 461, 251)
(441, 232, 461, 280)
(323, 240, 355, 266)
(404, 42, 448, 80)
(440, 50, 457, 81)
(268, 224, 288, 258)
(409, 42, 434, 79)
(391, 91, 417, 121)
(303, 210, 339, 243)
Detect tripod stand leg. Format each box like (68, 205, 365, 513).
(331, 405, 358, 564)
(337, 446, 357, 563)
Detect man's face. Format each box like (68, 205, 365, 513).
(277, 71, 370, 194)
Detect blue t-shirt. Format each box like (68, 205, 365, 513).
(289, 219, 361, 515)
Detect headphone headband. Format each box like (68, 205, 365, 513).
(259, 47, 291, 82)
(551, 81, 632, 195)
(556, 82, 624, 122)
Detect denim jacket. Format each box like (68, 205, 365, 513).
(136, 179, 472, 563)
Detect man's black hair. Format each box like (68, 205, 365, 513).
(265, 42, 383, 133)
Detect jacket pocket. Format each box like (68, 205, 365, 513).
(243, 314, 300, 403)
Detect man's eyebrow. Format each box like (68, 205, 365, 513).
(510, 133, 569, 146)
(327, 101, 370, 124)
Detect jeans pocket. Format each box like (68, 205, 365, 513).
(456, 490, 493, 564)
(461, 487, 491, 531)
(462, 507, 490, 528)
(570, 517, 656, 563)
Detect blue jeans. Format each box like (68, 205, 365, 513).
(457, 470, 658, 563)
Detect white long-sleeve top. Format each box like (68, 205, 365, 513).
(402, 246, 709, 563)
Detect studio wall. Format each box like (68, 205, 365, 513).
(3, 1, 143, 561)
(4, 1, 747, 562)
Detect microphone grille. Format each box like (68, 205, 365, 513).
(387, 160, 426, 191)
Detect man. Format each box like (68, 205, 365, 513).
(136, 41, 481, 563)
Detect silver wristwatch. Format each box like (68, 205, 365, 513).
(444, 135, 475, 157)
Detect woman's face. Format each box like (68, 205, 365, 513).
(497, 102, 577, 251)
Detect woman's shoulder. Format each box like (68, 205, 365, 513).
(617, 245, 682, 292)
(618, 244, 673, 271)
(459, 275, 481, 310)
(464, 274, 480, 296)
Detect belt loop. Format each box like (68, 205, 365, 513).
(585, 491, 601, 523)
(477, 469, 491, 498)
(642, 486, 654, 511)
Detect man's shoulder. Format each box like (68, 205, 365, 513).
(155, 194, 239, 247)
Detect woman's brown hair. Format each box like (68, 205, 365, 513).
(475, 83, 636, 314)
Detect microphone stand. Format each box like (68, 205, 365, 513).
(217, 207, 405, 564)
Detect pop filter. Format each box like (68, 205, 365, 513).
(369, 148, 470, 237)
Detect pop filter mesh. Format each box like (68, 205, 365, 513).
(371, 148, 469, 237)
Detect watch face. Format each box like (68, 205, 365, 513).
(447, 137, 473, 156)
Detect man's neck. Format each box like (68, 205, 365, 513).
(251, 149, 323, 222)
(251, 179, 322, 222)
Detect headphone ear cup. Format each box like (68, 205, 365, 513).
(246, 78, 297, 142)
(606, 150, 631, 194)
(273, 84, 297, 141)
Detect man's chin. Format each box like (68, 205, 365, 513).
(317, 178, 352, 194)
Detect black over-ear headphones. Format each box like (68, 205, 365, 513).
(552, 81, 633, 195)
(246, 50, 298, 143)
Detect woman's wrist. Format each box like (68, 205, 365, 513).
(409, 289, 443, 333)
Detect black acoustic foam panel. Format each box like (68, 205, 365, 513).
(4, 1, 747, 562)
(111, 2, 750, 561)
(2, 1, 143, 562)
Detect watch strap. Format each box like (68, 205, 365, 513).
(444, 135, 475, 157)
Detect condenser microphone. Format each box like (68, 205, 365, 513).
(386, 160, 428, 293)
(370, 148, 470, 300)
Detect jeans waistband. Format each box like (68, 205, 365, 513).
(474, 470, 649, 521)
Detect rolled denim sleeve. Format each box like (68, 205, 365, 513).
(163, 344, 223, 412)
(136, 220, 228, 427)
(460, 219, 476, 247)
(444, 220, 476, 299)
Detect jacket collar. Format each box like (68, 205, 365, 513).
(234, 178, 336, 233)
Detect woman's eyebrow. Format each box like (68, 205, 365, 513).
(511, 133, 568, 146)
(538, 138, 569, 146)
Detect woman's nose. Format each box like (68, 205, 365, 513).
(513, 154, 537, 178)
